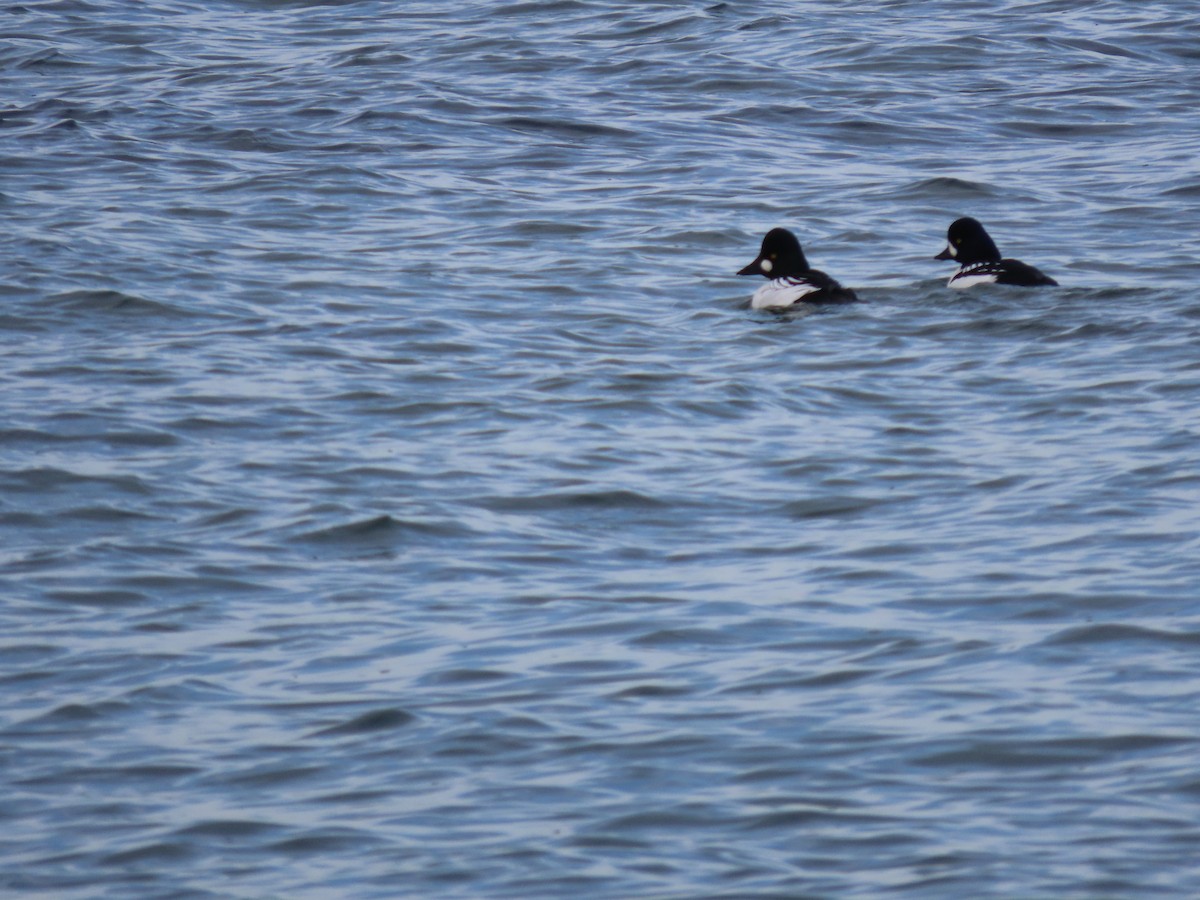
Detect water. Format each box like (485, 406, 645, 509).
(4, 1, 1200, 896)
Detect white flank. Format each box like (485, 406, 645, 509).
(751, 278, 819, 309)
(948, 270, 998, 289)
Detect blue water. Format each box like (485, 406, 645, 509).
(4, 1, 1200, 897)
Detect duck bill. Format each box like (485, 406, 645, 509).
(934, 244, 954, 261)
(738, 257, 763, 276)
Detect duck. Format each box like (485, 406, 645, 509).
(935, 217, 1058, 288)
(738, 228, 857, 308)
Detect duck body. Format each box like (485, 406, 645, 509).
(936, 217, 1057, 288)
(739, 228, 857, 308)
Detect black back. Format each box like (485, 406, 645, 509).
(995, 258, 1058, 287)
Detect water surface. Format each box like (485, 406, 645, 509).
(4, 1, 1200, 897)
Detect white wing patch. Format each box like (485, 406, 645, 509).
(751, 277, 820, 309)
(948, 264, 999, 289)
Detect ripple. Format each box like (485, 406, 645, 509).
(892, 176, 1001, 199)
(292, 514, 472, 545)
(309, 708, 417, 737)
(1043, 623, 1200, 647)
(45, 289, 193, 317)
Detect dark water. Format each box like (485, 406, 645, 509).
(4, 1, 1200, 897)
